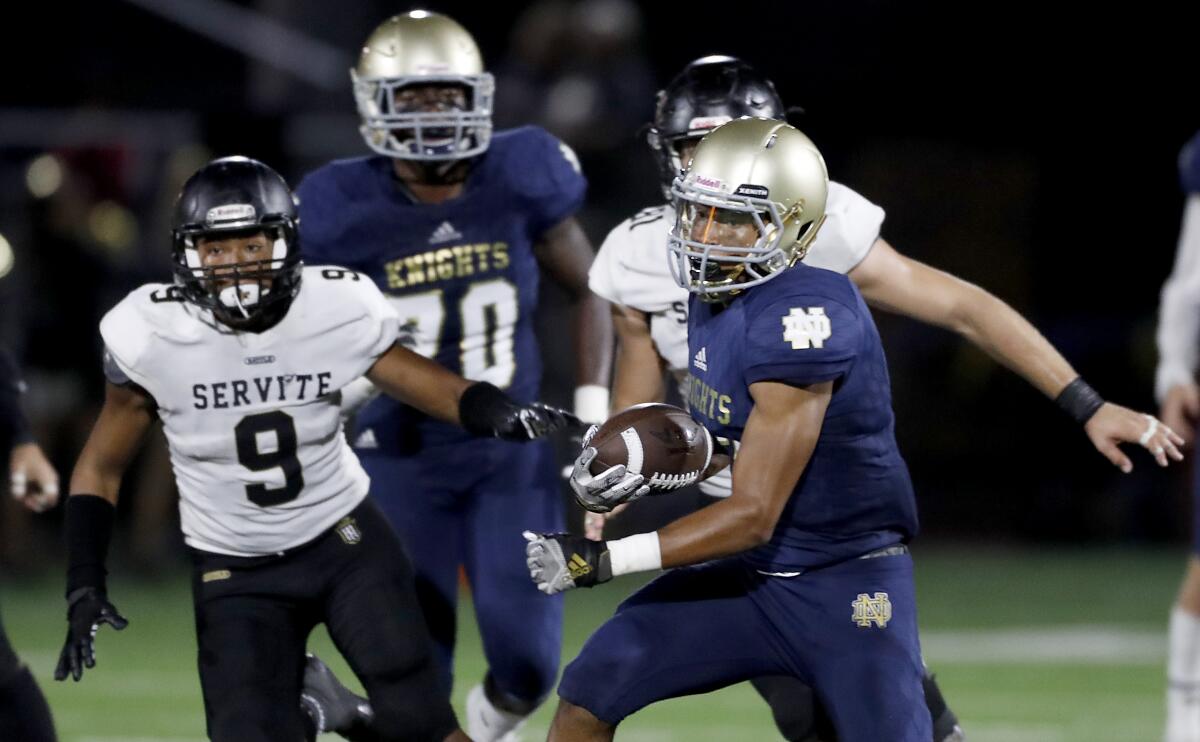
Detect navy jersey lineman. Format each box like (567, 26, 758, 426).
(296, 12, 611, 740)
(55, 156, 574, 742)
(525, 119, 932, 740)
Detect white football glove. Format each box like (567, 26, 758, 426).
(568, 425, 651, 513)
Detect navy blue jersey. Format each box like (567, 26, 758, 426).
(686, 264, 918, 571)
(1182, 130, 1200, 194)
(297, 126, 586, 450)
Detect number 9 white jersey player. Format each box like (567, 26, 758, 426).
(55, 156, 576, 742)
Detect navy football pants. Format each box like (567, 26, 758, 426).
(558, 552, 932, 740)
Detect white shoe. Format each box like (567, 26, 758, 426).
(466, 683, 527, 742)
(1165, 683, 1200, 742)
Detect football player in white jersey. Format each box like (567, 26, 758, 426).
(1155, 129, 1200, 742)
(583, 56, 1184, 742)
(52, 157, 576, 742)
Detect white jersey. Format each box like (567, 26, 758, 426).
(588, 181, 885, 496)
(100, 266, 399, 556)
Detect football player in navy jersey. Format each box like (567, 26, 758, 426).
(1155, 129, 1200, 742)
(0, 347, 59, 742)
(296, 11, 612, 740)
(524, 118, 942, 739)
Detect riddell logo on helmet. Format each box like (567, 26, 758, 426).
(205, 204, 257, 226)
(693, 175, 725, 191)
(687, 115, 731, 132)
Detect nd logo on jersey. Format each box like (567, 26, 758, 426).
(851, 592, 892, 628)
(782, 307, 831, 349)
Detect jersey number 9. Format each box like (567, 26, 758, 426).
(235, 411, 304, 506)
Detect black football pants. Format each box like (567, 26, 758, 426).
(190, 498, 457, 742)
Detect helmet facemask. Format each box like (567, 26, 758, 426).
(352, 70, 495, 161)
(172, 219, 301, 329)
(667, 177, 819, 300)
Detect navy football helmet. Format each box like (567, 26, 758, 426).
(171, 157, 302, 329)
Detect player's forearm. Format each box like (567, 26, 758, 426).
(367, 345, 472, 425)
(574, 292, 613, 390)
(610, 317, 666, 410)
(655, 496, 775, 567)
(944, 282, 1077, 399)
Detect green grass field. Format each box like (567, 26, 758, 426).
(0, 546, 1185, 741)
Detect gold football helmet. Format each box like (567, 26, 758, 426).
(667, 118, 828, 298)
(351, 11, 494, 160)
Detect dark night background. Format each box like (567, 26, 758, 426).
(0, 0, 1197, 567)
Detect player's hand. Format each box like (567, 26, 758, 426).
(1161, 383, 1200, 447)
(523, 531, 612, 594)
(54, 587, 128, 682)
(583, 502, 631, 541)
(569, 427, 650, 513)
(1083, 403, 1184, 473)
(494, 402, 582, 442)
(10, 442, 59, 513)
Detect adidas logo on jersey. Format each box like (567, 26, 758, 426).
(429, 221, 463, 244)
(353, 428, 378, 450)
(693, 347, 708, 371)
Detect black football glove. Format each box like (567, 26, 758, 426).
(523, 531, 612, 594)
(494, 401, 582, 442)
(54, 587, 128, 682)
(459, 382, 583, 442)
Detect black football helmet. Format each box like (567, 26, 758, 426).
(171, 157, 302, 330)
(647, 56, 785, 197)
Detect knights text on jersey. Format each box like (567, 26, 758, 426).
(685, 263, 918, 571)
(296, 126, 586, 452)
(99, 267, 400, 556)
(588, 180, 885, 375)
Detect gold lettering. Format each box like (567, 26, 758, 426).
(403, 255, 426, 286)
(474, 243, 491, 272)
(453, 246, 475, 277)
(434, 248, 455, 281)
(493, 242, 509, 269)
(718, 395, 732, 425)
(385, 259, 406, 289)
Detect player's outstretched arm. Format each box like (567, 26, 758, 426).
(850, 237, 1182, 471)
(365, 343, 580, 441)
(55, 381, 153, 682)
(534, 216, 614, 423)
(526, 381, 829, 594)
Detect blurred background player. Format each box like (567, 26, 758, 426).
(1155, 129, 1200, 742)
(0, 346, 58, 741)
(529, 117, 936, 740)
(55, 156, 576, 742)
(296, 11, 612, 741)
(584, 54, 1185, 742)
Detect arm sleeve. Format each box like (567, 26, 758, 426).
(744, 296, 862, 387)
(344, 279, 401, 378)
(804, 182, 885, 274)
(587, 222, 627, 305)
(515, 128, 588, 237)
(1156, 194, 1200, 401)
(0, 346, 31, 446)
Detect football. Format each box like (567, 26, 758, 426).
(588, 403, 713, 491)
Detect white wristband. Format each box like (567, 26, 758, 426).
(607, 532, 662, 577)
(574, 384, 610, 425)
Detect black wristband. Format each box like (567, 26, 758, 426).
(458, 382, 514, 438)
(65, 495, 117, 597)
(1055, 377, 1105, 425)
